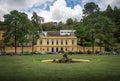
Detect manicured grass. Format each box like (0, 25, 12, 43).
(0, 54, 120, 81)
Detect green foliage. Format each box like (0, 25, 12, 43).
(1, 2, 120, 50)
(66, 18, 73, 25)
(30, 12, 44, 53)
(83, 2, 99, 16)
(3, 10, 30, 46)
(42, 22, 57, 31)
(75, 3, 119, 50)
(83, 42, 92, 46)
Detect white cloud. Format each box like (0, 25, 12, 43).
(0, 0, 120, 22)
(81, 0, 120, 10)
(97, 0, 120, 10)
(33, 0, 83, 22)
(0, 0, 54, 21)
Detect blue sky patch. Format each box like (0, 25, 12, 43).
(25, 0, 56, 13)
(65, 0, 82, 8)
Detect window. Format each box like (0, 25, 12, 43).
(47, 40, 49, 45)
(61, 47, 63, 51)
(66, 40, 68, 45)
(56, 48, 58, 52)
(72, 40, 74, 45)
(52, 40, 54, 45)
(66, 48, 67, 51)
(56, 40, 58, 45)
(2, 33, 5, 38)
(40, 40, 42, 45)
(61, 40, 63, 45)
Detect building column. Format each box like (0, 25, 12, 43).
(54, 47, 56, 52)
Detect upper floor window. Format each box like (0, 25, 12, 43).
(40, 40, 42, 45)
(56, 40, 58, 45)
(72, 40, 74, 45)
(61, 40, 63, 45)
(66, 40, 68, 45)
(47, 40, 49, 45)
(52, 40, 54, 45)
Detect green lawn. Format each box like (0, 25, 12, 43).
(0, 54, 120, 81)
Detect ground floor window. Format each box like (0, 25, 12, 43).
(52, 48, 54, 52)
(56, 48, 58, 52)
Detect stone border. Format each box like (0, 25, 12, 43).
(41, 59, 90, 63)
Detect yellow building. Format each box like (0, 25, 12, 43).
(0, 30, 104, 53)
(36, 30, 78, 53)
(0, 30, 4, 41)
(0, 30, 5, 51)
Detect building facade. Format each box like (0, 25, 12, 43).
(0, 30, 4, 41)
(0, 30, 104, 53)
(36, 30, 78, 53)
(0, 30, 5, 51)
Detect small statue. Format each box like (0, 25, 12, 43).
(58, 53, 72, 63)
(63, 53, 68, 59)
(53, 53, 72, 63)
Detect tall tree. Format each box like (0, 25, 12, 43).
(83, 2, 99, 16)
(31, 12, 44, 53)
(3, 10, 30, 54)
(66, 18, 73, 25)
(105, 5, 113, 18)
(85, 15, 116, 52)
(113, 6, 120, 43)
(82, 2, 100, 53)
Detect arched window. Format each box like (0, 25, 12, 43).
(56, 40, 58, 45)
(61, 40, 63, 45)
(66, 40, 68, 45)
(61, 47, 63, 51)
(56, 48, 58, 52)
(52, 40, 54, 45)
(47, 40, 49, 45)
(40, 40, 42, 45)
(66, 48, 67, 51)
(72, 40, 74, 45)
(52, 48, 54, 52)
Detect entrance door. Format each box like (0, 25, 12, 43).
(52, 48, 54, 52)
(56, 48, 58, 52)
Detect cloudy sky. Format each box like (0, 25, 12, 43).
(0, 0, 120, 22)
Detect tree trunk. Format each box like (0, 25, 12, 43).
(32, 34, 34, 53)
(81, 38, 85, 53)
(3, 45, 6, 54)
(21, 42, 24, 55)
(99, 39, 102, 53)
(14, 26, 17, 55)
(92, 31, 94, 54)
